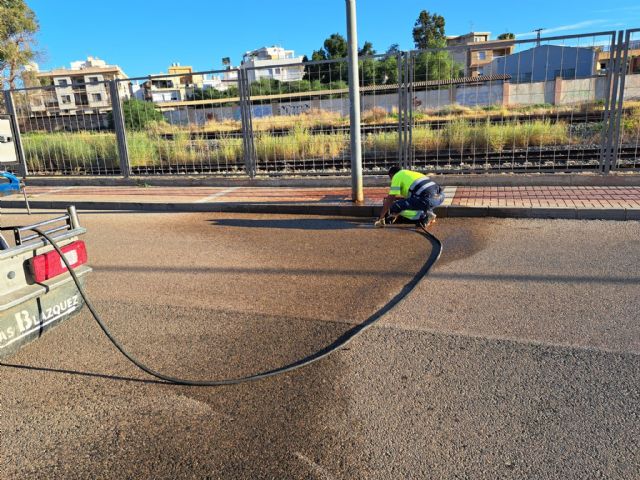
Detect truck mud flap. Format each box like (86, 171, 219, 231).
(0, 279, 86, 360)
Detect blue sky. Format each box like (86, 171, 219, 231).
(28, 0, 640, 78)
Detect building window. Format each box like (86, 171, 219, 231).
(91, 93, 102, 102)
(274, 67, 281, 74)
(477, 51, 486, 60)
(88, 76, 99, 83)
(58, 79, 68, 87)
(61, 95, 72, 104)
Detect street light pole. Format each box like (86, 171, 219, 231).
(346, 0, 364, 203)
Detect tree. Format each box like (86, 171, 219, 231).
(414, 50, 464, 81)
(497, 33, 515, 40)
(412, 10, 446, 50)
(386, 44, 400, 55)
(111, 99, 166, 131)
(305, 33, 349, 83)
(410, 10, 461, 81)
(323, 33, 348, 59)
(376, 54, 398, 84)
(359, 41, 375, 57)
(0, 0, 39, 90)
(189, 86, 239, 101)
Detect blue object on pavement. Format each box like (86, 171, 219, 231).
(0, 172, 21, 195)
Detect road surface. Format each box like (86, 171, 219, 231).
(1, 211, 638, 479)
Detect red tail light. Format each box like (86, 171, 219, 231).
(30, 240, 88, 283)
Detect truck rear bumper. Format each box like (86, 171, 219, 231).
(0, 272, 89, 360)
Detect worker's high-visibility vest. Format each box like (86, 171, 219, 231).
(389, 170, 431, 198)
(389, 170, 436, 220)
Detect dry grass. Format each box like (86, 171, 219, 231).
(143, 100, 620, 137)
(361, 106, 392, 124)
(622, 104, 640, 143)
(364, 119, 569, 155)
(255, 125, 347, 161)
(254, 108, 348, 131)
(21, 118, 584, 171)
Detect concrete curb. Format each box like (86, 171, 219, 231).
(3, 199, 639, 221)
(22, 172, 640, 188)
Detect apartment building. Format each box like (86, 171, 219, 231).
(446, 32, 515, 76)
(597, 40, 640, 74)
(142, 64, 204, 102)
(241, 46, 304, 83)
(30, 57, 130, 115)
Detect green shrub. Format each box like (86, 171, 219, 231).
(109, 99, 166, 131)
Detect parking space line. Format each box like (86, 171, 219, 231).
(193, 186, 242, 203)
(27, 186, 75, 198)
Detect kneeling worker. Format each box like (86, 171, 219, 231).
(374, 166, 444, 229)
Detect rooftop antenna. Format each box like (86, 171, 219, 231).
(533, 28, 544, 46)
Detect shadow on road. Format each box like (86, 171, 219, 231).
(209, 218, 369, 230)
(93, 264, 409, 278)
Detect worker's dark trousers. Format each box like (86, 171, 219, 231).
(390, 187, 445, 218)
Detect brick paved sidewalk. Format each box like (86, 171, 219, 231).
(2, 184, 639, 220)
(453, 186, 640, 209)
(17, 185, 640, 209)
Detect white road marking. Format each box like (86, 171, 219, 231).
(442, 186, 457, 206)
(28, 186, 75, 198)
(194, 186, 242, 203)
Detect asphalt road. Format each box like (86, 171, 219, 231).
(0, 211, 638, 479)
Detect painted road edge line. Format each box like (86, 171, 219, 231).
(194, 186, 242, 203)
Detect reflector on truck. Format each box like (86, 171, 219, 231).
(29, 240, 87, 283)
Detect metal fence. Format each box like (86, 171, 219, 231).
(403, 31, 622, 173)
(2, 29, 640, 177)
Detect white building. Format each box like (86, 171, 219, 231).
(30, 56, 130, 115)
(241, 46, 304, 83)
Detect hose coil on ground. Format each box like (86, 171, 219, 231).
(32, 225, 442, 386)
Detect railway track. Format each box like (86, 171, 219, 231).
(27, 145, 640, 176)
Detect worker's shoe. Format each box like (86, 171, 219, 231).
(417, 211, 437, 230)
(374, 217, 386, 228)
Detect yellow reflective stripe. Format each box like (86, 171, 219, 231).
(399, 209, 422, 220)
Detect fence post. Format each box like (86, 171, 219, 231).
(600, 31, 624, 174)
(407, 51, 414, 169)
(3, 90, 28, 177)
(608, 30, 631, 173)
(346, 0, 363, 203)
(238, 69, 255, 178)
(397, 52, 405, 168)
(108, 80, 131, 178)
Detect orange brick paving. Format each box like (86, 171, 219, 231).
(18, 185, 640, 209)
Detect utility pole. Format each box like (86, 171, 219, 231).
(533, 28, 544, 46)
(346, 0, 363, 203)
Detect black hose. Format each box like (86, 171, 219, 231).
(32, 225, 442, 386)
